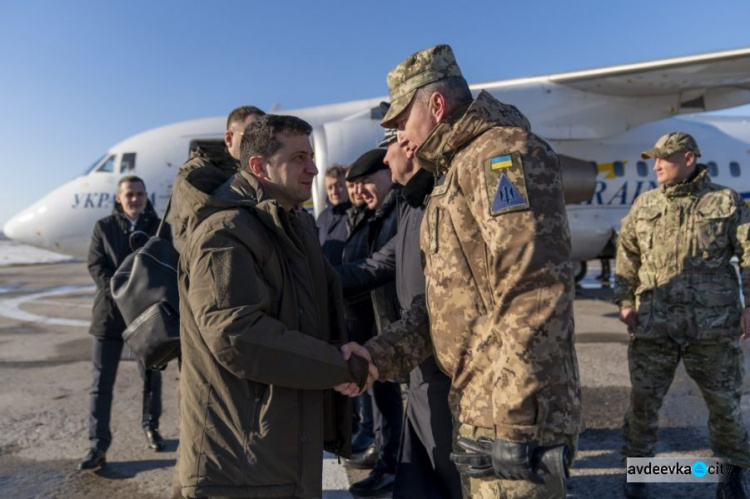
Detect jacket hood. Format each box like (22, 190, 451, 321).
(661, 164, 709, 199)
(416, 90, 530, 175)
(170, 146, 242, 248)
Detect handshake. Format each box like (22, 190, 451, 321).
(334, 342, 379, 397)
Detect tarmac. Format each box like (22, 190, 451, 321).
(1, 261, 749, 498)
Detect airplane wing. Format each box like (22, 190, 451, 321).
(476, 47, 750, 140)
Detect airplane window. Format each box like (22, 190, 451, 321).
(730, 161, 741, 178)
(82, 154, 106, 175)
(95, 155, 116, 173)
(707, 161, 719, 177)
(636, 161, 648, 177)
(121, 152, 136, 172)
(613, 161, 625, 177)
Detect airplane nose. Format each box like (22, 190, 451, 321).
(3, 203, 50, 248)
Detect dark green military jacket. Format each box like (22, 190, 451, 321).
(614, 166, 750, 341)
(175, 169, 367, 498)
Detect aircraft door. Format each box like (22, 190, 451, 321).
(310, 118, 383, 217)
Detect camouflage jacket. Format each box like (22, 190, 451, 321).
(614, 166, 750, 341)
(367, 91, 582, 443)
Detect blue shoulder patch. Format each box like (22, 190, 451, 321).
(492, 173, 527, 212)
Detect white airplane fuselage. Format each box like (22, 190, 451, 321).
(6, 47, 750, 263)
(5, 112, 749, 264)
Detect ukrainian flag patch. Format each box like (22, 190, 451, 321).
(490, 154, 513, 170)
(484, 152, 529, 216)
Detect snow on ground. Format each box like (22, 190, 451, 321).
(0, 235, 79, 267)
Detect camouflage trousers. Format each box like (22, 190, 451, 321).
(455, 423, 577, 498)
(623, 336, 750, 467)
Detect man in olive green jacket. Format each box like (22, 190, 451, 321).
(175, 114, 370, 498)
(615, 132, 750, 499)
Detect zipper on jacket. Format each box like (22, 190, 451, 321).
(248, 383, 266, 434)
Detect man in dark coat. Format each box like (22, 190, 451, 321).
(174, 115, 371, 498)
(337, 127, 462, 498)
(316, 164, 350, 266)
(337, 149, 404, 497)
(79, 175, 171, 470)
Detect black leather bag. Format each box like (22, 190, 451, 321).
(111, 200, 180, 369)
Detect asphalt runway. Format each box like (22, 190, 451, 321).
(1, 261, 749, 498)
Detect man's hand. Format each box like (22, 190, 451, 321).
(742, 307, 750, 339)
(333, 342, 379, 397)
(619, 307, 638, 327)
(450, 437, 545, 483)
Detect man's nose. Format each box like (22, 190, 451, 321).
(307, 159, 318, 176)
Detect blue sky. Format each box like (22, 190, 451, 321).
(1, 0, 750, 227)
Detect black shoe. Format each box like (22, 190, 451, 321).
(717, 465, 748, 499)
(77, 448, 106, 470)
(351, 431, 375, 454)
(624, 481, 649, 498)
(349, 468, 396, 497)
(145, 427, 166, 452)
(345, 444, 378, 470)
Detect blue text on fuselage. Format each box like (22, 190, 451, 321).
(72, 192, 157, 209)
(585, 180, 658, 205)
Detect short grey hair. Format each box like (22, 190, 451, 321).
(414, 76, 472, 108)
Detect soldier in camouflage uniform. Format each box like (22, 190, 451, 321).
(338, 44, 582, 498)
(615, 132, 750, 499)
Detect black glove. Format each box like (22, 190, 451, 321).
(450, 437, 545, 483)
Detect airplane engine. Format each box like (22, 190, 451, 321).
(559, 155, 597, 205)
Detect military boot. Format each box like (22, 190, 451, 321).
(623, 480, 649, 499)
(717, 465, 748, 499)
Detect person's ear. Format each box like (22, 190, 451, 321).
(248, 156, 267, 178)
(429, 92, 448, 122)
(685, 151, 696, 167)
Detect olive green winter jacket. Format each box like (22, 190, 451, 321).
(615, 166, 750, 341)
(174, 166, 368, 498)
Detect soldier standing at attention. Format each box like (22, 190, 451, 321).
(338, 44, 582, 498)
(615, 132, 750, 499)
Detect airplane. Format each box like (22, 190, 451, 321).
(5, 47, 750, 281)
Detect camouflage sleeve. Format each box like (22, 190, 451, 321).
(613, 206, 641, 310)
(457, 137, 576, 442)
(364, 294, 432, 381)
(730, 195, 750, 306)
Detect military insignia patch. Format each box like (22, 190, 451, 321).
(484, 152, 529, 216)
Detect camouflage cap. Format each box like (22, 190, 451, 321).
(381, 44, 464, 128)
(640, 132, 701, 159)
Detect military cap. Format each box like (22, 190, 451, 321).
(641, 132, 701, 159)
(346, 149, 388, 181)
(381, 44, 464, 128)
(378, 128, 398, 148)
